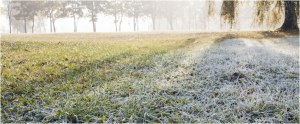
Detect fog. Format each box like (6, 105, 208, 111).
(0, 1, 282, 34)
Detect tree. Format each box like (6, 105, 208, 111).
(51, 2, 71, 33)
(12, 0, 40, 33)
(63, 0, 84, 32)
(117, 1, 126, 32)
(13, 1, 44, 33)
(107, 0, 124, 32)
(82, 1, 108, 32)
(42, 1, 62, 33)
(161, 1, 178, 30)
(106, 0, 126, 32)
(275, 1, 298, 30)
(2, 0, 13, 33)
(142, 1, 161, 31)
(219, 0, 299, 31)
(125, 1, 144, 31)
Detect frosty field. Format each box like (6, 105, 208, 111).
(1, 31, 299, 123)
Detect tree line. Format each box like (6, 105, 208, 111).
(3, 0, 205, 33)
(2, 0, 299, 34)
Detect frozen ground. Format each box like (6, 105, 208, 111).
(142, 36, 299, 123)
(116, 36, 299, 123)
(87, 36, 298, 123)
(2, 36, 299, 123)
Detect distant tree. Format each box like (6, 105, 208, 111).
(51, 2, 71, 33)
(63, 0, 84, 32)
(125, 1, 144, 31)
(42, 1, 62, 33)
(161, 1, 178, 30)
(2, 0, 13, 33)
(107, 1, 122, 32)
(82, 1, 108, 32)
(142, 1, 161, 31)
(13, 1, 42, 33)
(42, 1, 52, 32)
(12, 0, 36, 33)
(118, 0, 126, 32)
(117, 1, 126, 32)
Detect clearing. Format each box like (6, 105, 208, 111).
(1, 31, 299, 123)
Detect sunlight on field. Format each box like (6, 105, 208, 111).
(1, 31, 299, 123)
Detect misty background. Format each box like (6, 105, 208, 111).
(0, 1, 281, 34)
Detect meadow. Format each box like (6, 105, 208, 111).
(1, 31, 299, 123)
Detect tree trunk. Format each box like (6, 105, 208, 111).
(93, 21, 96, 32)
(17, 23, 18, 33)
(115, 16, 117, 32)
(24, 17, 27, 33)
(9, 13, 11, 34)
(73, 11, 77, 32)
(279, 1, 298, 31)
(92, 11, 96, 32)
(152, 16, 155, 31)
(32, 15, 34, 33)
(53, 20, 56, 33)
(50, 12, 52, 33)
(8, 1, 11, 34)
(114, 1, 117, 32)
(119, 14, 123, 32)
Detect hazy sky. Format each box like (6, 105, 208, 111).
(0, 1, 149, 33)
(0, 1, 281, 34)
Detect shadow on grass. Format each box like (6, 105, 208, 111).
(212, 30, 299, 44)
(2, 37, 198, 94)
(165, 36, 299, 122)
(1, 31, 298, 123)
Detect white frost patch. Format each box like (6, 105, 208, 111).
(11, 37, 298, 123)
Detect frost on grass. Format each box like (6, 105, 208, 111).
(1, 36, 299, 123)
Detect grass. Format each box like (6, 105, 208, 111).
(1, 31, 299, 123)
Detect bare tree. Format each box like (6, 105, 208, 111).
(3, 0, 13, 33)
(12, 1, 43, 33)
(64, 0, 84, 32)
(143, 1, 161, 31)
(82, 1, 108, 32)
(161, 1, 178, 30)
(125, 1, 143, 31)
(106, 0, 124, 32)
